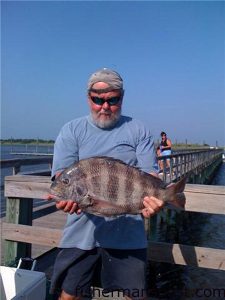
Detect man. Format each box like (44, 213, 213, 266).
(48, 68, 164, 300)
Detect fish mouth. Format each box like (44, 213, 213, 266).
(49, 190, 65, 200)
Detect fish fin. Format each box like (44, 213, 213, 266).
(166, 193, 186, 210)
(165, 176, 187, 209)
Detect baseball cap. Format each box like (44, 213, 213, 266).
(87, 68, 123, 93)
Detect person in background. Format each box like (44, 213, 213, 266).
(47, 68, 164, 300)
(160, 131, 172, 170)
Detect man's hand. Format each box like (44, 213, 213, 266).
(142, 196, 164, 218)
(46, 194, 82, 215)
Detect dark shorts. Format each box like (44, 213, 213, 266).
(50, 247, 147, 300)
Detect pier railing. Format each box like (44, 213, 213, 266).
(2, 175, 225, 271)
(158, 148, 223, 183)
(1, 147, 225, 272)
(1, 148, 223, 178)
(1, 157, 53, 175)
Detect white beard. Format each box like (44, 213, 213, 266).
(91, 109, 121, 129)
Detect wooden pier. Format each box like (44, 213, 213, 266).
(1, 148, 223, 181)
(1, 175, 225, 267)
(1, 157, 52, 175)
(158, 148, 223, 183)
(1, 148, 224, 299)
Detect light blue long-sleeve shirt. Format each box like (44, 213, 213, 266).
(52, 115, 158, 250)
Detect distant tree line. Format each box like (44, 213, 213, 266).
(172, 143, 210, 148)
(1, 138, 55, 145)
(154, 140, 210, 149)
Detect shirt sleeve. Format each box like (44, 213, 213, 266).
(135, 123, 159, 174)
(51, 122, 79, 177)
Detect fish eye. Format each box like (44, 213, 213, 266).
(62, 178, 70, 185)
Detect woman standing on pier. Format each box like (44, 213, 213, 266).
(160, 131, 172, 169)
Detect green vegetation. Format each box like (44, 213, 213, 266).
(155, 142, 211, 150)
(155, 142, 225, 151)
(0, 138, 54, 146)
(172, 143, 210, 150)
(1, 139, 224, 149)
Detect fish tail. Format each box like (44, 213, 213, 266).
(165, 176, 186, 209)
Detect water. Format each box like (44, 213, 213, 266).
(211, 162, 225, 186)
(0, 144, 53, 217)
(149, 162, 225, 299)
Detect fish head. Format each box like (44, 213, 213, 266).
(50, 165, 88, 203)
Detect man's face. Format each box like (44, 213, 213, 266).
(88, 82, 123, 129)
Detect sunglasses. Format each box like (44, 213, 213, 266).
(90, 96, 121, 106)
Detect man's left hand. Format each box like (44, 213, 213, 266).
(142, 196, 164, 218)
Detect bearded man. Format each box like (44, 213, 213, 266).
(48, 68, 164, 300)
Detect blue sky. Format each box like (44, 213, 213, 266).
(1, 1, 225, 146)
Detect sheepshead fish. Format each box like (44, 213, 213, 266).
(50, 156, 186, 217)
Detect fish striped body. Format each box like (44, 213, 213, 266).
(50, 156, 186, 216)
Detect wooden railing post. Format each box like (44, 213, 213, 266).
(162, 159, 167, 182)
(4, 197, 33, 265)
(13, 164, 21, 175)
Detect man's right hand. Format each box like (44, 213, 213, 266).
(46, 195, 82, 215)
(56, 200, 82, 215)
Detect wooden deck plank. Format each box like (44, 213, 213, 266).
(32, 204, 66, 258)
(4, 175, 225, 195)
(1, 201, 67, 261)
(184, 192, 225, 214)
(2, 223, 62, 247)
(4, 176, 225, 215)
(3, 222, 225, 270)
(148, 241, 225, 271)
(185, 184, 225, 194)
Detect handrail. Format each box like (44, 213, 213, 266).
(1, 148, 223, 177)
(1, 157, 53, 174)
(157, 148, 223, 182)
(2, 175, 225, 270)
(2, 148, 224, 270)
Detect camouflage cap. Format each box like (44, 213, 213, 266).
(87, 68, 123, 93)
